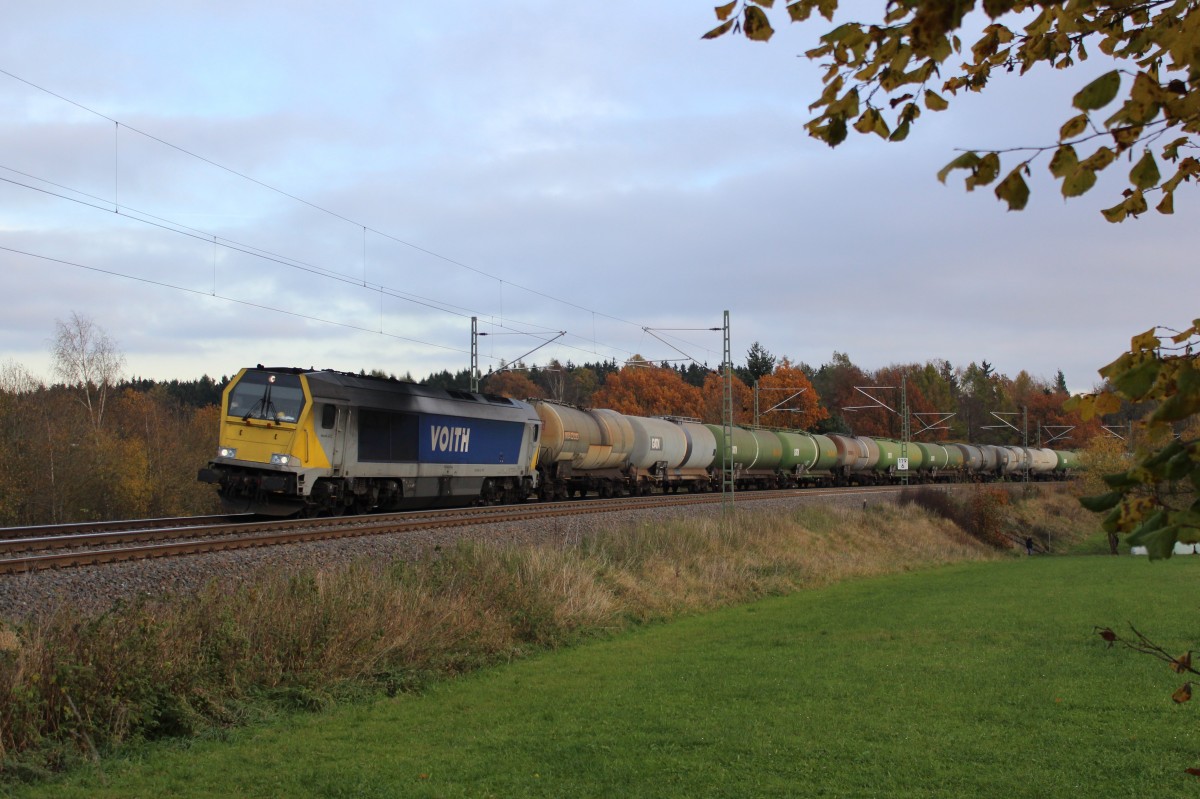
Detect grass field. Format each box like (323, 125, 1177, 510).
(14, 554, 1200, 799)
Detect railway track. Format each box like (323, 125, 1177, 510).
(0, 485, 912, 575)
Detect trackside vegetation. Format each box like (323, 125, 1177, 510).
(0, 487, 1096, 787)
(11, 537, 1200, 798)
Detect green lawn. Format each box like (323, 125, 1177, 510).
(15, 555, 1200, 798)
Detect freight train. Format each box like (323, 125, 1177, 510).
(198, 366, 1080, 516)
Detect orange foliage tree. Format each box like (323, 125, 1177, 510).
(481, 369, 545, 400)
(591, 357, 704, 418)
(699, 371, 753, 425)
(754, 358, 829, 430)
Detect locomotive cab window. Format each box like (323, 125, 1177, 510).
(227, 371, 306, 423)
(321, 404, 337, 430)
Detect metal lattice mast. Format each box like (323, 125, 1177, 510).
(900, 372, 910, 487)
(753, 379, 759, 427)
(1023, 405, 1030, 487)
(470, 316, 479, 393)
(722, 310, 734, 515)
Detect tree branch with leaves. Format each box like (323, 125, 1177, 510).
(1067, 320, 1200, 558)
(703, 0, 1200, 219)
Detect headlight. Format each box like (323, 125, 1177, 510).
(217, 447, 237, 459)
(270, 453, 300, 467)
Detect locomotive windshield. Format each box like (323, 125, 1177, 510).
(227, 371, 306, 423)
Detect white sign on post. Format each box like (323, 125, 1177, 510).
(897, 457, 909, 471)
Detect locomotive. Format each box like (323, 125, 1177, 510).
(198, 366, 1079, 516)
(198, 366, 541, 515)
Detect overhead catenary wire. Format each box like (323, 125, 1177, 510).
(0, 169, 641, 365)
(0, 67, 721, 369)
(0, 67, 644, 328)
(0, 244, 474, 357)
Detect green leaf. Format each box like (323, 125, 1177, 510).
(1061, 168, 1097, 198)
(1080, 491, 1124, 512)
(788, 3, 813, 23)
(714, 1, 737, 21)
(1079, 146, 1116, 171)
(826, 115, 848, 147)
(966, 153, 1001, 190)
(1073, 70, 1121, 111)
(1049, 145, 1078, 178)
(994, 167, 1030, 211)
(1164, 450, 1195, 481)
(1111, 357, 1161, 399)
(1059, 113, 1088, 140)
(1144, 439, 1186, 468)
(702, 19, 735, 39)
(1130, 150, 1161, 190)
(937, 152, 980, 183)
(1101, 506, 1123, 533)
(743, 6, 774, 41)
(1101, 201, 1128, 223)
(1163, 136, 1190, 161)
(1152, 386, 1200, 423)
(853, 108, 879, 134)
(1101, 470, 1143, 490)
(1127, 510, 1177, 560)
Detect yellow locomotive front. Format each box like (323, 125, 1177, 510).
(199, 367, 330, 515)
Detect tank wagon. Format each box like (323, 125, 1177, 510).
(200, 367, 1082, 516)
(531, 400, 716, 498)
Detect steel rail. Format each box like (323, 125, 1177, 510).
(0, 485, 911, 575)
(0, 513, 256, 540)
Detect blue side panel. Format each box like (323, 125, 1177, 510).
(420, 413, 526, 465)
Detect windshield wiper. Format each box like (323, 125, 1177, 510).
(241, 375, 277, 422)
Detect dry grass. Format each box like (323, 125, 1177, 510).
(0, 492, 1078, 781)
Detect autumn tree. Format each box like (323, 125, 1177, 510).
(906, 360, 960, 438)
(955, 360, 1014, 442)
(1005, 370, 1103, 448)
(481, 367, 545, 400)
(699, 370, 754, 425)
(753, 357, 830, 429)
(52, 312, 125, 431)
(809, 351, 870, 434)
(591, 357, 705, 417)
(704, 1, 1200, 219)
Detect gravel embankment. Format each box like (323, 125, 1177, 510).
(0, 490, 902, 621)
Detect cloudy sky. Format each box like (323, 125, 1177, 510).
(0, 2, 1192, 393)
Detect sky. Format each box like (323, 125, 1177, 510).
(0, 1, 1193, 395)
